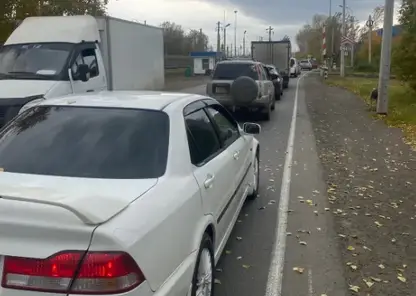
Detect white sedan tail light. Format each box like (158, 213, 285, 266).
(1, 251, 145, 294)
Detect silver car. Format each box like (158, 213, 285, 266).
(206, 60, 275, 121)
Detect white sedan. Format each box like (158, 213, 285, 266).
(0, 91, 260, 296)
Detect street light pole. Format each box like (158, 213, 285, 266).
(340, 0, 346, 77)
(376, 0, 395, 114)
(223, 23, 230, 58)
(234, 10, 238, 57)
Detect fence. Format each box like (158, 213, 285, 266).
(164, 55, 193, 69)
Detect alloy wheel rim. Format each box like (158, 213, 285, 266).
(196, 249, 213, 296)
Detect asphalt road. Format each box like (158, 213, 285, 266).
(182, 73, 348, 296)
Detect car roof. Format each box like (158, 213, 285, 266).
(217, 59, 259, 65)
(38, 91, 202, 110)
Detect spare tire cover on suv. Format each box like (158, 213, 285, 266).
(231, 76, 259, 105)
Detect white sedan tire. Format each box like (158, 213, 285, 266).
(190, 233, 215, 296)
(247, 152, 259, 200)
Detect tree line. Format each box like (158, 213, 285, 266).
(0, 0, 209, 56)
(295, 6, 384, 63)
(296, 1, 416, 92)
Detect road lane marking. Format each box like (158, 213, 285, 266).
(264, 73, 310, 296)
(308, 268, 314, 296)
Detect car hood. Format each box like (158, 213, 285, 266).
(0, 172, 158, 225)
(0, 79, 56, 98)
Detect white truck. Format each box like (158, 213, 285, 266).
(251, 40, 291, 89)
(0, 15, 165, 125)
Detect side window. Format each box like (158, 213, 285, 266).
(263, 66, 271, 80)
(71, 54, 84, 75)
(205, 105, 239, 148)
(82, 48, 99, 77)
(185, 109, 221, 165)
(71, 48, 99, 78)
(290, 59, 295, 67)
(259, 65, 267, 80)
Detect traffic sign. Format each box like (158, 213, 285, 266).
(341, 36, 354, 45)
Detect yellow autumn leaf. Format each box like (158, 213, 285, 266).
(349, 285, 360, 293)
(293, 267, 305, 274)
(347, 245, 355, 251)
(397, 275, 406, 283)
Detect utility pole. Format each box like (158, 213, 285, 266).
(38, 0, 42, 15)
(366, 15, 374, 64)
(243, 30, 247, 56)
(216, 22, 221, 53)
(377, 0, 395, 114)
(223, 23, 230, 57)
(266, 26, 273, 41)
(329, 0, 335, 67)
(234, 10, 238, 57)
(350, 16, 355, 67)
(340, 0, 346, 77)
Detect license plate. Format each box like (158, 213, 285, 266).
(216, 87, 228, 94)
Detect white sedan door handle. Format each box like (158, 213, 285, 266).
(204, 174, 215, 189)
(233, 151, 240, 160)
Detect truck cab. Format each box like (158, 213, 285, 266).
(0, 16, 108, 125)
(0, 15, 164, 126)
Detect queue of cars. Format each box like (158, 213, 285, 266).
(0, 15, 299, 296)
(0, 57, 293, 296)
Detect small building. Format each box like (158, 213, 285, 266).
(190, 51, 223, 75)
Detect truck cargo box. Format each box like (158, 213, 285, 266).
(251, 41, 291, 75)
(96, 17, 165, 91)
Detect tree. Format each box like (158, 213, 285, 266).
(0, 0, 108, 42)
(161, 21, 209, 55)
(393, 0, 416, 91)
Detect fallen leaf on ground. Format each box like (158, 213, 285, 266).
(378, 264, 385, 269)
(347, 245, 355, 251)
(214, 279, 221, 284)
(374, 221, 383, 227)
(371, 277, 382, 282)
(349, 285, 360, 293)
(299, 241, 307, 246)
(363, 278, 374, 288)
(225, 250, 232, 255)
(242, 264, 250, 269)
(397, 274, 406, 283)
(293, 267, 305, 274)
(236, 256, 242, 260)
(236, 236, 242, 241)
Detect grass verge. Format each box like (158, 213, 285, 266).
(325, 76, 416, 148)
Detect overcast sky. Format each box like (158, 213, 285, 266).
(107, 0, 399, 52)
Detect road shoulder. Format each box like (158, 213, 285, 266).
(305, 75, 416, 295)
(281, 74, 348, 296)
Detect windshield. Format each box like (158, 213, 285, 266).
(213, 63, 259, 80)
(0, 106, 169, 179)
(300, 60, 309, 64)
(0, 43, 73, 80)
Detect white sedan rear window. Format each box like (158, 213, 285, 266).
(0, 106, 169, 179)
